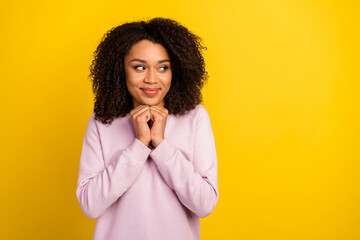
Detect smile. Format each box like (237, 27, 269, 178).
(141, 88, 160, 96)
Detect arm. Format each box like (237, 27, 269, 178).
(149, 106, 219, 218)
(76, 113, 151, 219)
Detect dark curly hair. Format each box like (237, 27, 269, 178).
(89, 17, 208, 124)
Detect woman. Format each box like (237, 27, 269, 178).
(76, 17, 219, 240)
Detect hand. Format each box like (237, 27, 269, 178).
(130, 105, 151, 146)
(149, 106, 168, 148)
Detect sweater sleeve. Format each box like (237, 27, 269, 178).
(76, 113, 151, 219)
(149, 106, 219, 218)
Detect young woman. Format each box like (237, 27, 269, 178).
(76, 17, 219, 240)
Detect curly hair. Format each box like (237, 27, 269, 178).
(89, 17, 208, 124)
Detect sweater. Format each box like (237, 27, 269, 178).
(76, 104, 219, 240)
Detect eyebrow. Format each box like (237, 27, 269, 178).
(130, 58, 170, 63)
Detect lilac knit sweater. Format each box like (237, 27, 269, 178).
(76, 104, 219, 240)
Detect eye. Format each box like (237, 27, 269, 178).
(158, 66, 169, 71)
(134, 65, 146, 71)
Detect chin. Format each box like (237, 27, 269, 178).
(147, 102, 162, 107)
(140, 99, 163, 106)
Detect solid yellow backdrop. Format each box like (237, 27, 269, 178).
(1, 0, 359, 239)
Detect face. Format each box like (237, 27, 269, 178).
(124, 39, 172, 108)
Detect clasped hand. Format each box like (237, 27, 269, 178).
(130, 105, 168, 148)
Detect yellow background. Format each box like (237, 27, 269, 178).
(1, 0, 359, 239)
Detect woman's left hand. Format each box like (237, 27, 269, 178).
(149, 105, 168, 148)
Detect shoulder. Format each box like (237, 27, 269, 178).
(168, 104, 207, 117)
(194, 104, 210, 117)
(194, 104, 208, 115)
(84, 112, 96, 127)
(87, 112, 99, 127)
(83, 112, 99, 134)
(85, 112, 107, 132)
(182, 104, 211, 123)
(87, 112, 129, 127)
(189, 104, 214, 133)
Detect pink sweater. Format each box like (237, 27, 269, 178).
(76, 104, 219, 240)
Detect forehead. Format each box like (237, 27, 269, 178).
(125, 40, 169, 60)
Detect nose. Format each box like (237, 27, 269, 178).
(144, 68, 157, 84)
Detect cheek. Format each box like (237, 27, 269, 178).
(163, 73, 172, 89)
(124, 66, 139, 83)
(166, 79, 172, 90)
(125, 73, 140, 88)
(125, 76, 137, 95)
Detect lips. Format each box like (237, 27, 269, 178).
(141, 88, 160, 96)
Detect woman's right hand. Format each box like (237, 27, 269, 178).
(130, 105, 151, 146)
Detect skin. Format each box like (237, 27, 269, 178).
(124, 40, 172, 147)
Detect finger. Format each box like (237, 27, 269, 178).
(131, 107, 149, 120)
(130, 105, 147, 117)
(131, 105, 150, 118)
(131, 104, 145, 111)
(149, 106, 168, 115)
(150, 106, 168, 115)
(148, 107, 167, 121)
(137, 107, 152, 120)
(132, 109, 151, 124)
(130, 104, 149, 114)
(149, 105, 166, 111)
(148, 107, 157, 121)
(149, 106, 159, 118)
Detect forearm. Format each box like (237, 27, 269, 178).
(150, 139, 218, 218)
(76, 138, 151, 219)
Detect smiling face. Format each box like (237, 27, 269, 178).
(124, 40, 172, 108)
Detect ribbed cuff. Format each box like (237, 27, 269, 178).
(125, 138, 152, 164)
(150, 139, 176, 166)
